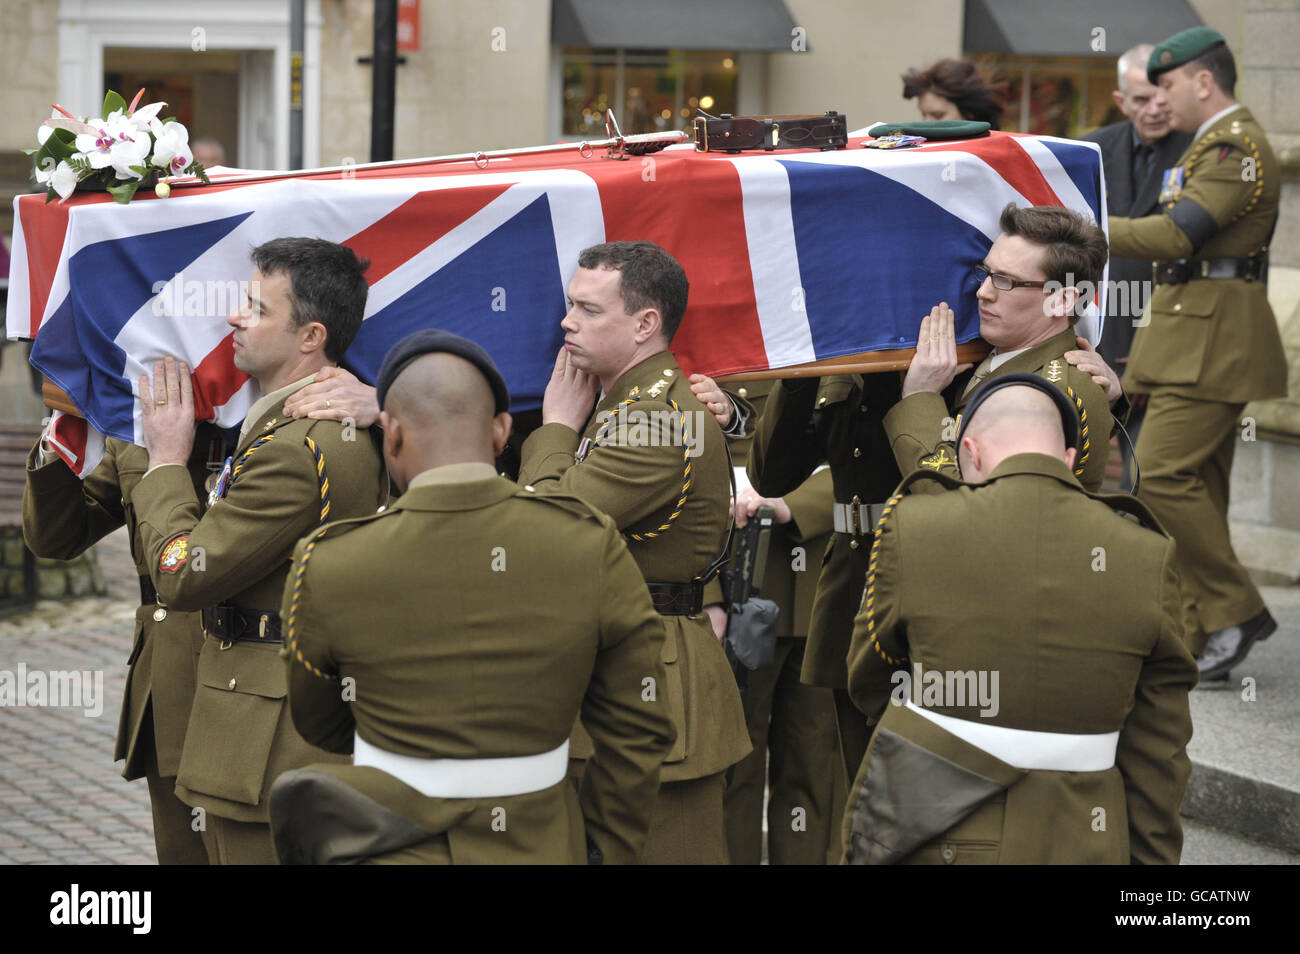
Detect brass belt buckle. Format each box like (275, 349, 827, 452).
(849, 495, 863, 536)
(259, 614, 269, 640)
(1201, 260, 1211, 278)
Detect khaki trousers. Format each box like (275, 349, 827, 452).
(724, 638, 845, 864)
(1136, 392, 1264, 653)
(139, 712, 208, 865)
(200, 815, 279, 865)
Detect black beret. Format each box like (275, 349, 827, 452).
(375, 329, 510, 414)
(955, 371, 1081, 456)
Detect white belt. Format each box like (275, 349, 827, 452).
(905, 700, 1119, 772)
(352, 733, 570, 799)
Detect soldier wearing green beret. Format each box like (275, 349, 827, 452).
(518, 240, 751, 864)
(131, 238, 386, 864)
(23, 426, 232, 865)
(1107, 27, 1285, 679)
(270, 333, 675, 864)
(843, 377, 1196, 864)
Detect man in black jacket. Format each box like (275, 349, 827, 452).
(1083, 43, 1194, 370)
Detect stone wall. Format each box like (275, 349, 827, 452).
(0, 530, 107, 603)
(1227, 0, 1300, 581)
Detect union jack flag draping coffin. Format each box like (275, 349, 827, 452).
(5, 130, 1106, 477)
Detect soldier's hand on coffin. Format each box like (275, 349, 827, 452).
(284, 365, 380, 427)
(542, 346, 599, 432)
(901, 303, 972, 399)
(734, 487, 791, 528)
(1064, 336, 1123, 406)
(139, 356, 197, 468)
(688, 373, 735, 427)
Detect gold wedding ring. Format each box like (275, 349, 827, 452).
(326, 399, 332, 410)
(155, 398, 168, 406)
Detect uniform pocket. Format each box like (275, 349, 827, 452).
(815, 377, 855, 410)
(177, 642, 288, 806)
(1133, 294, 1216, 386)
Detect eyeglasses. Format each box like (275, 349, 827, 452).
(974, 264, 1049, 292)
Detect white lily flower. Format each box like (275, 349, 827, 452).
(35, 159, 80, 200)
(74, 117, 117, 170)
(131, 101, 166, 126)
(149, 119, 193, 174)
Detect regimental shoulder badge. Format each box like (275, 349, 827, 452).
(646, 378, 668, 399)
(1045, 359, 1064, 384)
(159, 536, 189, 573)
(919, 447, 956, 471)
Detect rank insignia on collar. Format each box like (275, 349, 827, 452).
(1045, 359, 1064, 383)
(919, 447, 956, 471)
(647, 379, 668, 398)
(159, 536, 189, 573)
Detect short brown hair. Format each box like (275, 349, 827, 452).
(577, 240, 690, 341)
(902, 59, 1007, 129)
(998, 204, 1109, 320)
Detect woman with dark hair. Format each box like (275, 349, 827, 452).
(902, 58, 1007, 129)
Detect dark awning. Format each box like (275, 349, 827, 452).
(965, 0, 1202, 56)
(553, 0, 797, 51)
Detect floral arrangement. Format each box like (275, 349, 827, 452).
(28, 88, 211, 204)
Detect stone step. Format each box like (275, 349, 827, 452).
(1181, 583, 1300, 852)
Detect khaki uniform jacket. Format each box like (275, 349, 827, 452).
(1109, 106, 1286, 403)
(279, 475, 675, 863)
(518, 351, 751, 783)
(748, 373, 903, 688)
(844, 455, 1197, 865)
(883, 327, 1114, 493)
(22, 429, 229, 779)
(131, 386, 387, 822)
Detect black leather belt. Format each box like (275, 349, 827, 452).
(693, 111, 847, 153)
(645, 581, 705, 616)
(202, 604, 283, 644)
(832, 500, 888, 537)
(1153, 256, 1266, 285)
(139, 575, 156, 605)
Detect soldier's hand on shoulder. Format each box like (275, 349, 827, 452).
(688, 373, 735, 428)
(901, 303, 972, 399)
(285, 366, 380, 427)
(1064, 336, 1123, 405)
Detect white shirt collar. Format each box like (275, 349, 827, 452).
(989, 347, 1030, 371)
(1195, 103, 1242, 143)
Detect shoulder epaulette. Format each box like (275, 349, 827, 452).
(513, 484, 605, 522)
(894, 466, 966, 494)
(1085, 490, 1168, 536)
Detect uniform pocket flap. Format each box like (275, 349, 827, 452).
(815, 378, 854, 407)
(1152, 297, 1214, 319)
(198, 644, 288, 699)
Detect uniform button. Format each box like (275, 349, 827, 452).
(860, 405, 868, 412)
(228, 678, 237, 690)
(817, 397, 827, 407)
(850, 539, 860, 549)
(851, 494, 861, 505)
(853, 447, 862, 458)
(524, 484, 535, 492)
(153, 607, 167, 622)
(738, 387, 748, 398)
(663, 369, 674, 377)
(941, 845, 956, 863)
(1173, 303, 1182, 312)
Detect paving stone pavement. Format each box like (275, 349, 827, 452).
(0, 527, 156, 865)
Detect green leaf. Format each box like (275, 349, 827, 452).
(107, 179, 141, 204)
(185, 160, 211, 184)
(102, 89, 128, 118)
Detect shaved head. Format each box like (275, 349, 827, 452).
(958, 384, 1075, 481)
(380, 352, 511, 491)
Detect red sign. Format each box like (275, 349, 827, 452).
(398, 0, 420, 52)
